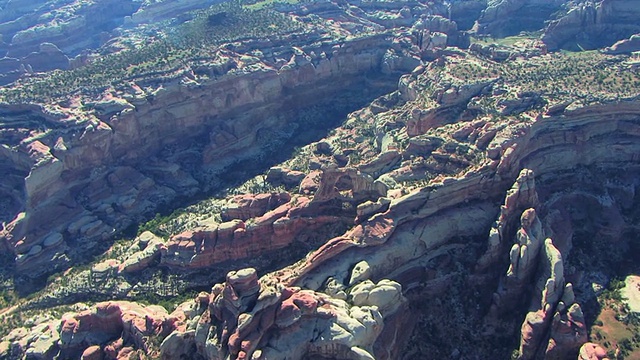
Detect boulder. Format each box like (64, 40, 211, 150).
(603, 34, 640, 54)
(81, 345, 104, 360)
(579, 343, 609, 360)
(173, 269, 407, 360)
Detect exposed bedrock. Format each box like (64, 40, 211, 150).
(473, 0, 565, 38)
(304, 98, 640, 288)
(0, 300, 185, 360)
(0, 0, 140, 82)
(0, 34, 414, 280)
(403, 77, 497, 136)
(542, 0, 640, 51)
(4, 97, 640, 359)
(448, 0, 488, 31)
(168, 268, 409, 360)
(158, 166, 386, 271)
(167, 100, 640, 359)
(0, 0, 239, 85)
(0, 0, 468, 85)
(603, 33, 640, 54)
(483, 176, 588, 359)
(0, 0, 226, 58)
(294, 101, 640, 293)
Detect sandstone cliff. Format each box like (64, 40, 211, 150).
(2, 1, 640, 359)
(474, 0, 565, 37)
(542, 0, 640, 51)
(6, 96, 639, 358)
(0, 0, 472, 281)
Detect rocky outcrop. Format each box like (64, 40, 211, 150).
(471, 0, 640, 51)
(160, 197, 343, 270)
(516, 240, 587, 359)
(156, 98, 640, 359)
(221, 192, 291, 222)
(159, 267, 407, 360)
(0, 0, 139, 74)
(479, 167, 588, 359)
(476, 169, 539, 272)
(470, 42, 513, 61)
(0, 30, 414, 278)
(0, 301, 183, 359)
(117, 231, 163, 274)
(579, 343, 609, 360)
(20, 42, 69, 72)
(473, 0, 564, 37)
(4, 5, 640, 358)
(542, 0, 640, 51)
(2, 0, 583, 282)
(412, 15, 471, 57)
(403, 74, 496, 136)
(125, 0, 214, 25)
(6, 93, 640, 358)
(449, 0, 488, 31)
(158, 162, 394, 271)
(484, 173, 545, 321)
(603, 33, 640, 54)
(0, 0, 232, 85)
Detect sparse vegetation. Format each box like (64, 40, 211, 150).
(439, 51, 640, 110)
(138, 209, 186, 237)
(0, 1, 303, 103)
(244, 0, 301, 10)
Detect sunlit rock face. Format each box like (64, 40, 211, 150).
(143, 99, 640, 359)
(0, 0, 461, 280)
(2, 1, 640, 359)
(542, 0, 640, 51)
(0, 0, 231, 84)
(0, 40, 401, 278)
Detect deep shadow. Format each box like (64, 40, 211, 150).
(9, 72, 401, 298)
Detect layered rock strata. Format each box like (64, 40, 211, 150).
(0, 32, 414, 279)
(2, 4, 640, 357)
(165, 268, 407, 360)
(542, 0, 640, 51)
(0, 301, 184, 360)
(4, 75, 640, 359)
(234, 101, 640, 358)
(481, 169, 588, 359)
(473, 0, 564, 37)
(0, 0, 140, 84)
(603, 33, 640, 54)
(0, 0, 482, 279)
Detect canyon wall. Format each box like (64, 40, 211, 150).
(0, 33, 419, 279)
(542, 0, 640, 51)
(141, 101, 640, 360)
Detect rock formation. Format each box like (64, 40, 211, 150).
(517, 240, 587, 360)
(0, 0, 140, 81)
(0, 0, 488, 281)
(0, 31, 412, 279)
(0, 301, 184, 359)
(0, 0, 241, 84)
(3, 70, 640, 359)
(603, 33, 640, 54)
(2, 1, 640, 359)
(579, 343, 609, 360)
(157, 268, 407, 360)
(178, 98, 640, 359)
(542, 0, 640, 51)
(474, 0, 565, 37)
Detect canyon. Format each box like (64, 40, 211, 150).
(1, 0, 640, 359)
